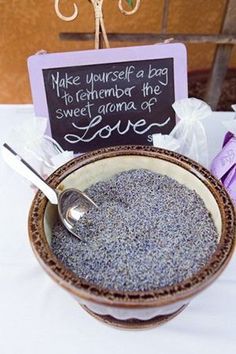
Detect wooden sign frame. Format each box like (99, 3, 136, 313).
(28, 43, 188, 152)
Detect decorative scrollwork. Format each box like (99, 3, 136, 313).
(54, 0, 141, 48)
(118, 0, 141, 16)
(54, 0, 79, 22)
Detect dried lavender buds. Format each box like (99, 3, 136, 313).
(51, 169, 218, 292)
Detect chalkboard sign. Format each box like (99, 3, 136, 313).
(28, 44, 187, 153)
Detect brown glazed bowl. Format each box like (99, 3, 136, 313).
(28, 146, 236, 329)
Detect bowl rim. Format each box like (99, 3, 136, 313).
(28, 145, 236, 308)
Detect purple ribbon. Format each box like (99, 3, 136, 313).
(211, 133, 236, 204)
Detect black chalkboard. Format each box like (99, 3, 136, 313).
(43, 58, 175, 153)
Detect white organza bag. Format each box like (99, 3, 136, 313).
(220, 104, 236, 134)
(152, 133, 180, 152)
(153, 98, 212, 168)
(4, 115, 74, 178)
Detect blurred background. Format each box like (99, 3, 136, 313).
(0, 0, 235, 109)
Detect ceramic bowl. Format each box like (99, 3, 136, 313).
(28, 146, 236, 329)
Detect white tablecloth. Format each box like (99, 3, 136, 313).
(0, 105, 236, 354)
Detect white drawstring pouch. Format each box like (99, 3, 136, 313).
(153, 98, 212, 168)
(152, 133, 180, 152)
(4, 115, 74, 179)
(220, 104, 236, 135)
(171, 98, 212, 167)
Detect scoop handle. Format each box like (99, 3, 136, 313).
(1, 143, 58, 205)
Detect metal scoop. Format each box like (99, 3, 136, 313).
(2, 143, 97, 240)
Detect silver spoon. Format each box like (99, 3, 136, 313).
(2, 143, 98, 240)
